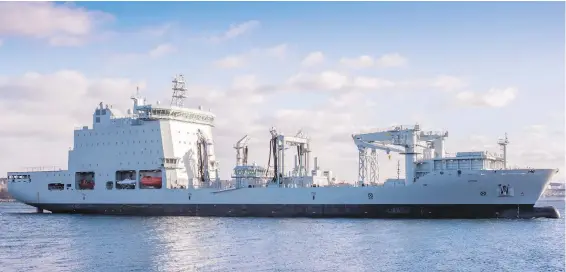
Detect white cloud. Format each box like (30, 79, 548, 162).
(376, 53, 407, 68)
(231, 74, 259, 92)
(287, 71, 349, 91)
(340, 53, 407, 69)
(340, 55, 375, 69)
(213, 55, 246, 69)
(468, 134, 490, 144)
(523, 125, 547, 138)
(456, 87, 517, 108)
(266, 43, 288, 59)
(352, 76, 396, 89)
(432, 75, 468, 92)
(105, 44, 178, 65)
(283, 71, 395, 93)
(0, 70, 143, 173)
(0, 2, 113, 46)
(301, 51, 325, 67)
(148, 43, 176, 58)
(211, 44, 290, 69)
(209, 20, 260, 43)
(140, 23, 174, 37)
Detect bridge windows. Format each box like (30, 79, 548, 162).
(9, 174, 31, 183)
(48, 183, 64, 190)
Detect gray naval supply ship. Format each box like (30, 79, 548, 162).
(6, 74, 560, 219)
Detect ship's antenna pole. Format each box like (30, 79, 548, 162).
(497, 133, 509, 169)
(397, 159, 400, 180)
(171, 74, 187, 107)
(130, 85, 142, 115)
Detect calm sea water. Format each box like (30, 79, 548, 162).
(0, 200, 564, 272)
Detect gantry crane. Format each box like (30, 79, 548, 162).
(352, 124, 448, 186)
(266, 127, 310, 185)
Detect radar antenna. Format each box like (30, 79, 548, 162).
(170, 74, 187, 107)
(497, 133, 510, 169)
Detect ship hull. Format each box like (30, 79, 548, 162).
(9, 168, 559, 219)
(28, 203, 549, 219)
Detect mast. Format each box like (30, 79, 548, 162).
(498, 133, 510, 169)
(130, 86, 144, 114)
(171, 74, 187, 107)
(397, 160, 401, 180)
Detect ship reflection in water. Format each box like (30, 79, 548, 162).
(0, 200, 564, 272)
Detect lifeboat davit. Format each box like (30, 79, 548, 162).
(140, 176, 162, 188)
(79, 179, 95, 189)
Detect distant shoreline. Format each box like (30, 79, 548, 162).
(0, 191, 14, 201)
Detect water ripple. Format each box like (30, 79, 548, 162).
(0, 201, 563, 272)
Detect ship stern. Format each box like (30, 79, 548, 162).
(6, 173, 42, 208)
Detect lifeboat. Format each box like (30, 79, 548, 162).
(140, 176, 162, 188)
(79, 179, 95, 189)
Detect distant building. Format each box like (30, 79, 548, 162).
(543, 182, 565, 198)
(0, 178, 6, 191)
(0, 178, 12, 200)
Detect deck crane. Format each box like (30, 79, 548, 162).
(352, 124, 448, 187)
(418, 130, 449, 159)
(266, 127, 310, 185)
(352, 132, 405, 186)
(234, 135, 251, 166)
(196, 129, 210, 184)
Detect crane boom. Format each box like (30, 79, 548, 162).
(352, 124, 449, 187)
(234, 135, 250, 166)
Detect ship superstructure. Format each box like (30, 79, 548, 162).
(353, 126, 514, 187)
(77, 75, 220, 191)
(6, 74, 560, 219)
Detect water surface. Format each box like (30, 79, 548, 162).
(1, 200, 564, 272)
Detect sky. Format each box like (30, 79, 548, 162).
(0, 1, 564, 182)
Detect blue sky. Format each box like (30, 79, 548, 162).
(0, 1, 564, 181)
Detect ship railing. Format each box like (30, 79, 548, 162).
(443, 152, 457, 158)
(503, 165, 537, 170)
(484, 151, 504, 159)
(169, 179, 235, 190)
(355, 124, 419, 135)
(420, 130, 448, 136)
(21, 166, 63, 172)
